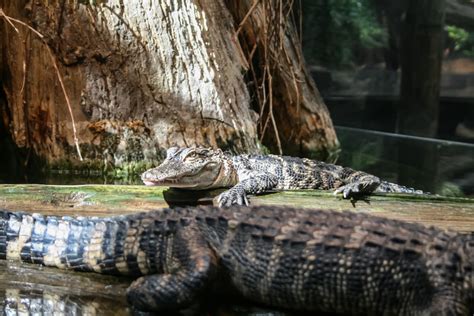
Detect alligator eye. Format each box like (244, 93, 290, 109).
(185, 152, 199, 160)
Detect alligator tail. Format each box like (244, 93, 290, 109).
(376, 181, 424, 195)
(0, 210, 158, 276)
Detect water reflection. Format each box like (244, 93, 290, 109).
(0, 260, 129, 316)
(1, 289, 129, 316)
(0, 287, 308, 316)
(0, 261, 311, 316)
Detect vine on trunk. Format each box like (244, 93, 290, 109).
(0, 8, 83, 161)
(227, 0, 339, 158)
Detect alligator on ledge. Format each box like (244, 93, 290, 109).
(141, 147, 423, 206)
(0, 206, 472, 315)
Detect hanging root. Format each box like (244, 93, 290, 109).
(0, 8, 83, 161)
(229, 0, 301, 155)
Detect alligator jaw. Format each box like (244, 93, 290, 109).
(143, 180, 161, 186)
(141, 175, 201, 188)
(142, 179, 203, 189)
(141, 163, 224, 189)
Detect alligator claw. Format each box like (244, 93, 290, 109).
(217, 188, 249, 207)
(334, 181, 379, 199)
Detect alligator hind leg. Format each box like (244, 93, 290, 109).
(126, 228, 217, 312)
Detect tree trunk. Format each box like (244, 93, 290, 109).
(225, 0, 339, 159)
(397, 0, 446, 192)
(398, 0, 445, 137)
(373, 0, 404, 70)
(0, 0, 338, 176)
(0, 0, 258, 172)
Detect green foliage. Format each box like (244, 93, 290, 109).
(439, 182, 465, 197)
(445, 25, 474, 57)
(301, 0, 387, 68)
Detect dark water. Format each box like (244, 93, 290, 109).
(0, 170, 143, 186)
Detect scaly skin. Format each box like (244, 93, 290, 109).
(141, 147, 423, 206)
(0, 206, 472, 314)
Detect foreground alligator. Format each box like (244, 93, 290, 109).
(141, 147, 423, 206)
(0, 206, 472, 315)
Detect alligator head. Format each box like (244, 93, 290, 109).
(141, 147, 237, 189)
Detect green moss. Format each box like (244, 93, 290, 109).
(2, 184, 473, 231)
(256, 141, 271, 155)
(439, 182, 465, 198)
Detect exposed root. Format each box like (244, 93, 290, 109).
(0, 8, 83, 161)
(231, 0, 301, 155)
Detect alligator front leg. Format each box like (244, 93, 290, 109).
(126, 227, 217, 311)
(333, 167, 381, 199)
(217, 173, 278, 207)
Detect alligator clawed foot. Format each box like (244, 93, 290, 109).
(334, 181, 380, 199)
(217, 188, 249, 207)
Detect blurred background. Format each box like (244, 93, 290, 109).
(301, 0, 474, 197)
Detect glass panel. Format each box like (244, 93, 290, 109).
(337, 126, 474, 196)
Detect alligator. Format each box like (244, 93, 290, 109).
(141, 147, 423, 206)
(0, 206, 472, 315)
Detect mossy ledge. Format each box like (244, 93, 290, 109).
(0, 184, 473, 232)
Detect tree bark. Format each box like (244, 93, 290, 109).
(373, 0, 404, 70)
(398, 0, 445, 137)
(397, 0, 446, 193)
(225, 0, 339, 159)
(0, 0, 338, 175)
(1, 0, 258, 170)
